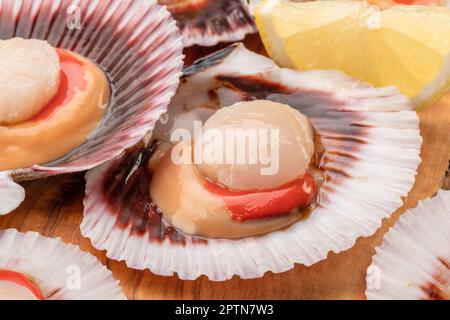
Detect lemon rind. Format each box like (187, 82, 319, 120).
(255, 0, 296, 68)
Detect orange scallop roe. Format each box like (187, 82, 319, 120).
(0, 48, 109, 171)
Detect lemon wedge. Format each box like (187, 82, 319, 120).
(255, 0, 450, 110)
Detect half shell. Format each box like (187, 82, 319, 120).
(0, 0, 184, 214)
(0, 229, 125, 300)
(160, 0, 257, 47)
(366, 189, 450, 300)
(82, 44, 422, 281)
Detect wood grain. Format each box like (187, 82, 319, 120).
(1, 35, 450, 300)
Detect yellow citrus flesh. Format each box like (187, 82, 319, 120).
(255, 0, 450, 110)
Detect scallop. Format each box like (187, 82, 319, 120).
(0, 0, 183, 216)
(0, 38, 60, 125)
(82, 44, 421, 281)
(149, 99, 318, 238)
(195, 100, 315, 191)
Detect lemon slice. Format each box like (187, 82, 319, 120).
(255, 0, 450, 110)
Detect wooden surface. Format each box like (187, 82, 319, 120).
(1, 36, 450, 300)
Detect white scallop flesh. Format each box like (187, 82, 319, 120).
(194, 100, 315, 191)
(0, 38, 60, 125)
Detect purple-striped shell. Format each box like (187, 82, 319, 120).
(0, 0, 184, 215)
(159, 0, 257, 47)
(81, 44, 422, 281)
(366, 189, 450, 300)
(0, 229, 125, 299)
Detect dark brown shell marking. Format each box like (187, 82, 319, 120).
(101, 142, 203, 244)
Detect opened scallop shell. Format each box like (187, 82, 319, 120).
(366, 189, 450, 300)
(0, 229, 125, 299)
(81, 44, 422, 281)
(160, 0, 257, 47)
(0, 0, 184, 215)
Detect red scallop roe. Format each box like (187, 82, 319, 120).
(204, 173, 317, 221)
(30, 48, 86, 122)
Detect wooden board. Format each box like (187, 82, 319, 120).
(1, 35, 450, 300)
